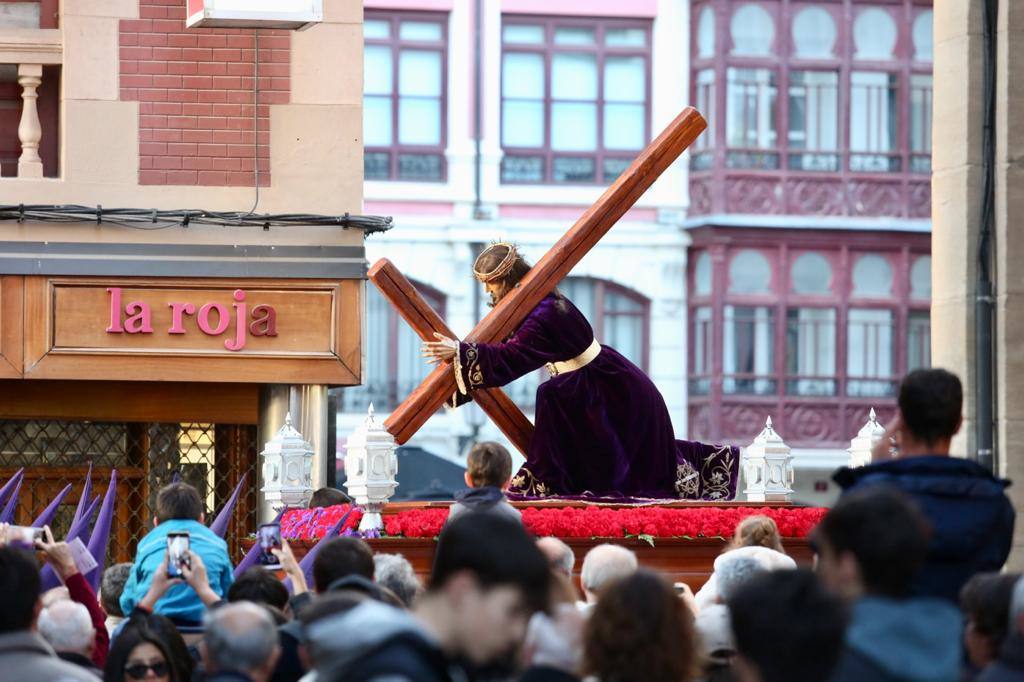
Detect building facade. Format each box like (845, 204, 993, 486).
(348, 0, 695, 476)
(0, 0, 366, 558)
(352, 0, 934, 505)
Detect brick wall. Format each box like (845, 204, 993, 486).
(119, 0, 290, 186)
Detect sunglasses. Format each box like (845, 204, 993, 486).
(124, 661, 169, 679)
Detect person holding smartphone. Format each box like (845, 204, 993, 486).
(120, 482, 234, 626)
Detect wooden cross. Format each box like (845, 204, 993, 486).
(369, 107, 707, 451)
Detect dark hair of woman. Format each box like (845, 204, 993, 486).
(583, 569, 697, 682)
(104, 615, 184, 682)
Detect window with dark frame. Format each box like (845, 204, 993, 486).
(692, 1, 933, 176)
(688, 242, 931, 410)
(500, 16, 652, 185)
(363, 12, 448, 182)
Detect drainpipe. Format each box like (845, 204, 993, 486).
(472, 0, 484, 220)
(975, 0, 998, 472)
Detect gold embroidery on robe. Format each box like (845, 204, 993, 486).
(700, 446, 736, 500)
(510, 467, 550, 497)
(675, 461, 701, 499)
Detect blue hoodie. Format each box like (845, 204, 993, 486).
(119, 519, 234, 623)
(830, 597, 963, 682)
(833, 455, 1015, 603)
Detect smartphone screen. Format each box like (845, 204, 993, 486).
(257, 523, 282, 569)
(7, 526, 44, 547)
(166, 532, 190, 578)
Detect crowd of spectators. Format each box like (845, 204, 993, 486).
(0, 368, 1019, 682)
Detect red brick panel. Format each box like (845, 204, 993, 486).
(120, 1, 291, 186)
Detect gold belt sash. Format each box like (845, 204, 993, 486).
(546, 339, 601, 377)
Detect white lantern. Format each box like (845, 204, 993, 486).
(848, 408, 886, 468)
(344, 404, 398, 531)
(260, 413, 315, 511)
(742, 417, 794, 502)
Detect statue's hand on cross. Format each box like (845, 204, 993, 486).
(421, 332, 458, 365)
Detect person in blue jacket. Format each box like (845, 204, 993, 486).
(833, 368, 1015, 603)
(120, 482, 234, 625)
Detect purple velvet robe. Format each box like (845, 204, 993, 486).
(453, 294, 739, 500)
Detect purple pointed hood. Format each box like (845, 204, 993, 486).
(84, 470, 118, 591)
(30, 484, 73, 528)
(0, 468, 24, 508)
(209, 472, 248, 538)
(71, 463, 94, 527)
(0, 476, 23, 524)
(40, 494, 101, 591)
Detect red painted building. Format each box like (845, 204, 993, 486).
(685, 0, 932, 451)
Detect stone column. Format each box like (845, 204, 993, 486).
(933, 0, 1024, 567)
(257, 385, 329, 523)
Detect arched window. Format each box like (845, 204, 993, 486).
(792, 7, 836, 59)
(694, 251, 712, 296)
(730, 4, 774, 56)
(728, 249, 772, 294)
(853, 8, 897, 61)
(910, 255, 931, 300)
(697, 5, 715, 59)
(344, 280, 447, 411)
(913, 11, 933, 62)
(791, 252, 832, 294)
(852, 254, 894, 297)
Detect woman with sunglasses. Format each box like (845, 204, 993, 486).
(104, 617, 183, 682)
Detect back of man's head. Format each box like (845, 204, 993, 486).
(430, 513, 550, 614)
(466, 441, 513, 488)
(308, 487, 352, 509)
(373, 553, 422, 608)
(814, 487, 929, 598)
(898, 369, 963, 448)
(715, 554, 764, 602)
(228, 567, 290, 610)
(580, 544, 638, 601)
(537, 537, 576, 578)
(101, 562, 132, 617)
(39, 600, 94, 655)
(0, 547, 40, 634)
(312, 537, 375, 593)
(728, 569, 847, 682)
(156, 482, 204, 523)
(202, 602, 280, 678)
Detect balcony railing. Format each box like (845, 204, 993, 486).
(0, 28, 60, 178)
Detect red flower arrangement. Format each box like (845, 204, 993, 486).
(281, 505, 826, 542)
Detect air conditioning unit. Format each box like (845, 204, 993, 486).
(186, 0, 323, 30)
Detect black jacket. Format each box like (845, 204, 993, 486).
(834, 455, 1015, 603)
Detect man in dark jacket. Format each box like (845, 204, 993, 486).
(977, 576, 1024, 682)
(816, 488, 963, 682)
(312, 513, 551, 682)
(833, 368, 1015, 603)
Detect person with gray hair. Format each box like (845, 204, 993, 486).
(100, 562, 132, 636)
(373, 553, 423, 608)
(537, 537, 576, 579)
(976, 575, 1024, 681)
(38, 600, 101, 677)
(579, 544, 638, 606)
(714, 553, 765, 602)
(201, 602, 281, 682)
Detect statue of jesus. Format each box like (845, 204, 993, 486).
(422, 242, 738, 500)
